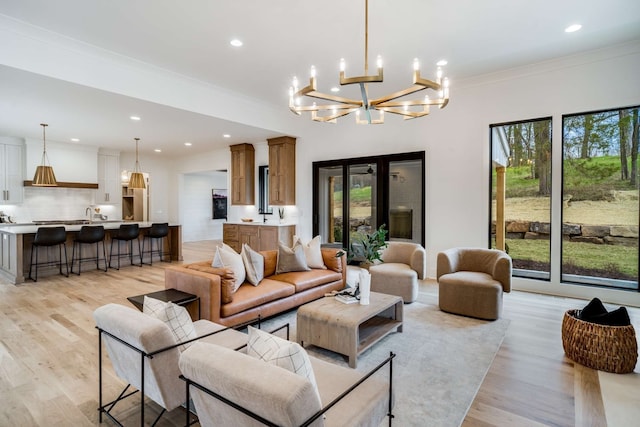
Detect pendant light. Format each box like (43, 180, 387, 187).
(32, 123, 58, 186)
(128, 137, 146, 189)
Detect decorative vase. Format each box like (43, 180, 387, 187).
(359, 269, 371, 305)
(359, 260, 373, 271)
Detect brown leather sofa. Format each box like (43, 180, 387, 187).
(165, 248, 346, 327)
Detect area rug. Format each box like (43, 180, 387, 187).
(260, 292, 510, 427)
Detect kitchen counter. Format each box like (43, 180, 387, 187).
(0, 222, 182, 284)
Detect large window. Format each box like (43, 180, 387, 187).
(490, 118, 552, 280)
(562, 107, 639, 290)
(313, 152, 425, 250)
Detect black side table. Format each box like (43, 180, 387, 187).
(127, 288, 201, 320)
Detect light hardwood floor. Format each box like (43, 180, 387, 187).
(0, 240, 637, 426)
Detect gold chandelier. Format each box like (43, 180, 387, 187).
(288, 0, 450, 124)
(32, 123, 58, 186)
(128, 137, 146, 189)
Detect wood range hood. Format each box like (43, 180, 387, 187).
(23, 180, 99, 189)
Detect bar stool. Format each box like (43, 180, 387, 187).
(71, 225, 107, 274)
(29, 226, 69, 281)
(109, 223, 142, 270)
(142, 222, 171, 265)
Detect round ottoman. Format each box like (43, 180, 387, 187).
(369, 263, 418, 303)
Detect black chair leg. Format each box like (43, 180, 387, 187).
(62, 243, 69, 277)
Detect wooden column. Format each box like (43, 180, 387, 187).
(496, 166, 506, 251)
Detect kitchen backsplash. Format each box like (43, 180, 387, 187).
(0, 187, 121, 224)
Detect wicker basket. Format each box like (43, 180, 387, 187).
(562, 309, 638, 374)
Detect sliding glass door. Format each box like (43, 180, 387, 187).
(313, 152, 425, 251)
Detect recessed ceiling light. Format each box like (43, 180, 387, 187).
(436, 59, 448, 66)
(154, 149, 162, 153)
(230, 39, 243, 47)
(330, 87, 340, 93)
(223, 134, 231, 138)
(70, 138, 80, 142)
(184, 142, 192, 146)
(565, 24, 582, 33)
(130, 116, 141, 121)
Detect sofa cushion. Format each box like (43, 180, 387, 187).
(262, 250, 278, 277)
(270, 270, 343, 293)
(184, 263, 236, 304)
(220, 278, 296, 318)
(276, 242, 310, 274)
(241, 244, 264, 286)
(322, 249, 343, 273)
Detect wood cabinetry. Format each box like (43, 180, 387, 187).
(0, 142, 24, 204)
(0, 231, 18, 277)
(223, 223, 295, 253)
(97, 151, 120, 204)
(122, 185, 148, 221)
(267, 136, 296, 205)
(230, 143, 255, 205)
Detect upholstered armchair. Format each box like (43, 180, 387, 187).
(369, 241, 426, 303)
(437, 247, 512, 320)
(179, 341, 395, 427)
(93, 303, 247, 425)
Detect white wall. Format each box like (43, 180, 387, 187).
(182, 172, 227, 242)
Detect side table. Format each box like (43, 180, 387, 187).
(127, 288, 201, 320)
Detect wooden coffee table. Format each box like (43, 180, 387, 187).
(297, 291, 403, 368)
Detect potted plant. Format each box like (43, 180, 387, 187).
(338, 224, 389, 269)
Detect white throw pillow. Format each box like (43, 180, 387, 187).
(143, 297, 197, 351)
(164, 303, 198, 351)
(241, 244, 264, 286)
(246, 326, 320, 401)
(212, 245, 246, 291)
(142, 296, 168, 321)
(294, 235, 326, 269)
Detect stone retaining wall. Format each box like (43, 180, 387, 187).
(492, 221, 639, 246)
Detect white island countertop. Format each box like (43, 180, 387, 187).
(0, 221, 180, 235)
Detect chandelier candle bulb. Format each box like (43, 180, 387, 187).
(287, 0, 450, 123)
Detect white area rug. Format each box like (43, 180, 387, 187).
(261, 293, 510, 427)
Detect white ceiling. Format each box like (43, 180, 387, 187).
(0, 0, 639, 156)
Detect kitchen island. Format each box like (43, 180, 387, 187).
(0, 221, 182, 284)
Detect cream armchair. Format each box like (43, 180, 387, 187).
(179, 341, 395, 427)
(93, 303, 247, 426)
(436, 247, 512, 320)
(369, 241, 426, 303)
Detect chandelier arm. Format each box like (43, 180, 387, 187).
(378, 107, 430, 119)
(339, 70, 383, 85)
(376, 98, 446, 108)
(293, 104, 361, 112)
(312, 107, 360, 123)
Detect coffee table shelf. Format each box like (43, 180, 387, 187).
(297, 292, 403, 368)
(358, 316, 403, 354)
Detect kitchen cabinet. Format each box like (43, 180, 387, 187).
(122, 185, 148, 221)
(0, 142, 24, 204)
(97, 152, 120, 204)
(267, 136, 296, 205)
(0, 231, 18, 278)
(223, 223, 295, 252)
(230, 143, 255, 205)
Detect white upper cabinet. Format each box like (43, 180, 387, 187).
(0, 139, 24, 204)
(97, 151, 120, 204)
